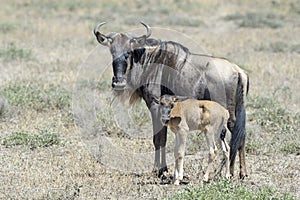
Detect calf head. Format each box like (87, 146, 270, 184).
(152, 95, 177, 125)
(93, 22, 152, 90)
(153, 95, 191, 125)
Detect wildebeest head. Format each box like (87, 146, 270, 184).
(93, 22, 152, 90)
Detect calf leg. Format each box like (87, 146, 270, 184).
(220, 128, 231, 179)
(173, 130, 187, 185)
(203, 130, 217, 183)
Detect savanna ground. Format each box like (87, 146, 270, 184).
(0, 0, 300, 199)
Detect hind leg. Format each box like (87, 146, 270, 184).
(220, 128, 231, 179)
(230, 155, 236, 177)
(239, 141, 247, 179)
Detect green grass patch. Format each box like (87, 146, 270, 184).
(0, 43, 33, 61)
(0, 22, 16, 33)
(224, 12, 283, 29)
(2, 129, 60, 149)
(165, 17, 205, 27)
(290, 44, 300, 53)
(168, 179, 294, 200)
(0, 83, 71, 111)
(97, 104, 125, 137)
(129, 102, 150, 127)
(247, 96, 299, 134)
(289, 2, 300, 15)
(20, 0, 96, 12)
(247, 95, 300, 155)
(282, 142, 300, 155)
(256, 41, 300, 54)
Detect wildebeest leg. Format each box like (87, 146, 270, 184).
(160, 127, 168, 177)
(203, 129, 217, 183)
(173, 130, 187, 185)
(150, 104, 168, 177)
(238, 140, 247, 179)
(227, 111, 236, 177)
(230, 153, 236, 177)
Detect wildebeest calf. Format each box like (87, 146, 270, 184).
(155, 95, 231, 185)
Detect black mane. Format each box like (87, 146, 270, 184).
(132, 38, 190, 70)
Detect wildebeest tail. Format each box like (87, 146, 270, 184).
(230, 73, 246, 162)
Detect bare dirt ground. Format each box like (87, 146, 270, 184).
(0, 0, 299, 199)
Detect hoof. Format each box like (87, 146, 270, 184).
(158, 166, 168, 178)
(239, 173, 248, 180)
(173, 180, 180, 186)
(202, 177, 210, 183)
(225, 173, 231, 179)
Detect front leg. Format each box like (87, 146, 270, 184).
(173, 129, 187, 185)
(153, 126, 168, 177)
(150, 103, 168, 177)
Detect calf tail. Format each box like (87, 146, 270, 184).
(230, 73, 247, 162)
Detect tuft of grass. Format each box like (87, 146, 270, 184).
(2, 129, 60, 149)
(23, 0, 96, 12)
(129, 102, 151, 127)
(97, 104, 126, 137)
(64, 0, 90, 11)
(289, 2, 300, 15)
(0, 97, 10, 119)
(0, 83, 71, 111)
(290, 44, 300, 53)
(165, 17, 205, 27)
(0, 43, 33, 61)
(247, 96, 299, 134)
(282, 142, 300, 155)
(0, 22, 16, 33)
(168, 179, 294, 200)
(247, 95, 300, 155)
(43, 183, 81, 199)
(97, 80, 111, 91)
(256, 41, 300, 54)
(224, 12, 283, 29)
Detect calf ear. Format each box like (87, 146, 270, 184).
(170, 102, 181, 118)
(174, 96, 189, 102)
(95, 32, 112, 47)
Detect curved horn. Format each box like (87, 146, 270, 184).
(140, 21, 152, 38)
(93, 22, 106, 36)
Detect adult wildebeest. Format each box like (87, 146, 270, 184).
(154, 94, 231, 185)
(93, 22, 249, 179)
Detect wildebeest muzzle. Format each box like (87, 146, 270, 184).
(112, 57, 128, 90)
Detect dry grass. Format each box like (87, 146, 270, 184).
(0, 0, 300, 199)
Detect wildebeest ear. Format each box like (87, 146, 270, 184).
(130, 36, 146, 50)
(95, 33, 112, 47)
